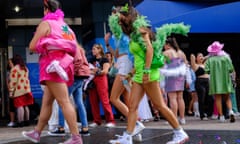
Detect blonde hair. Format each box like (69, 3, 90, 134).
(93, 44, 105, 57)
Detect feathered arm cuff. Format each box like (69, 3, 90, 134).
(131, 15, 151, 50)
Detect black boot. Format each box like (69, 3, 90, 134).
(12, 122, 24, 128)
(24, 120, 30, 126)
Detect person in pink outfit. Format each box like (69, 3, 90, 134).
(22, 0, 82, 143)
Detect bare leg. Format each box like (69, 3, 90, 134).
(110, 75, 129, 117)
(10, 112, 15, 122)
(215, 94, 223, 116)
(123, 89, 130, 109)
(46, 81, 79, 135)
(17, 107, 24, 122)
(35, 86, 55, 132)
(177, 91, 185, 119)
(188, 92, 194, 113)
(168, 92, 178, 117)
(145, 82, 180, 129)
(126, 82, 144, 133)
(24, 106, 30, 121)
(223, 94, 233, 112)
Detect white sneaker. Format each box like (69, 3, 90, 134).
(234, 112, 240, 116)
(133, 133, 142, 142)
(194, 111, 200, 117)
(46, 60, 69, 81)
(77, 122, 82, 128)
(105, 122, 116, 128)
(164, 121, 169, 125)
(219, 115, 226, 123)
(211, 114, 218, 120)
(48, 125, 58, 132)
(89, 122, 100, 128)
(109, 132, 132, 144)
(132, 121, 145, 136)
(179, 118, 186, 125)
(166, 129, 189, 144)
(7, 122, 15, 127)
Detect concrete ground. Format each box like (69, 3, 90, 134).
(0, 116, 240, 144)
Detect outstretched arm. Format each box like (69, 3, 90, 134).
(190, 54, 198, 71)
(104, 32, 117, 57)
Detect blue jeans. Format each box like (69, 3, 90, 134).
(59, 79, 88, 128)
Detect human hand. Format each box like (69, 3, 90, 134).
(190, 54, 195, 61)
(142, 74, 150, 84)
(9, 92, 14, 98)
(104, 32, 111, 44)
(139, 27, 149, 41)
(91, 68, 99, 75)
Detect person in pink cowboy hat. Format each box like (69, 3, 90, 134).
(207, 41, 228, 56)
(205, 41, 235, 123)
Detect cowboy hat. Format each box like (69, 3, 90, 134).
(207, 41, 224, 53)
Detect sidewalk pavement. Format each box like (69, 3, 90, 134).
(0, 116, 239, 144)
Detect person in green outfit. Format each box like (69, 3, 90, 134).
(205, 41, 235, 123)
(108, 3, 189, 144)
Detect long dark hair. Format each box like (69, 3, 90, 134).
(119, 6, 138, 36)
(7, 58, 13, 71)
(166, 36, 180, 51)
(44, 0, 61, 12)
(12, 54, 27, 72)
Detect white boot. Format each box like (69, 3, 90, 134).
(109, 131, 132, 144)
(193, 102, 200, 117)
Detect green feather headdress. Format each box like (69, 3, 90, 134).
(120, 3, 129, 13)
(108, 8, 191, 55)
(108, 13, 122, 39)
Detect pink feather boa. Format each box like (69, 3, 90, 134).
(43, 9, 64, 21)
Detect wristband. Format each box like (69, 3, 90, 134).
(143, 68, 151, 74)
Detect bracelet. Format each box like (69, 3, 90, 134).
(96, 70, 101, 75)
(143, 68, 151, 74)
(127, 72, 133, 78)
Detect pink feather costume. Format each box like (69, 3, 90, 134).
(35, 9, 77, 86)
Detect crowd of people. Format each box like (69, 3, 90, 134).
(4, 0, 239, 144)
